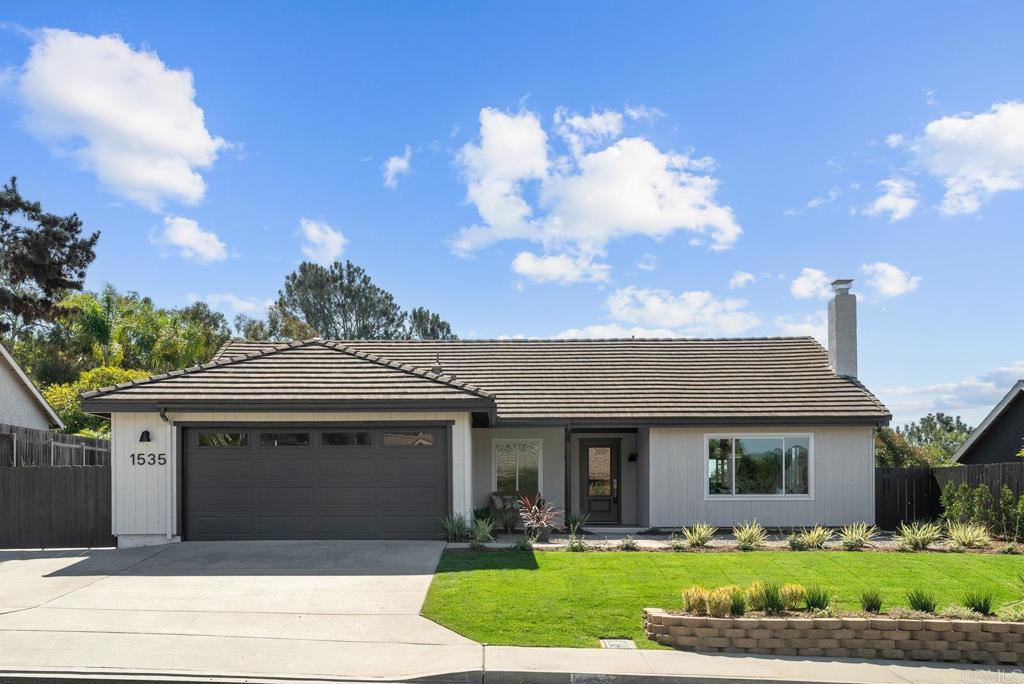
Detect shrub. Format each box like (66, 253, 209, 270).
(804, 585, 832, 611)
(994, 485, 1019, 540)
(996, 605, 1024, 622)
(682, 523, 718, 548)
(510, 535, 533, 551)
(971, 486, 993, 526)
(441, 512, 470, 542)
(946, 521, 991, 550)
(667, 533, 687, 551)
(906, 588, 937, 613)
(706, 587, 733, 617)
(940, 604, 984, 620)
(727, 585, 746, 616)
(961, 589, 994, 615)
(733, 520, 767, 550)
(786, 531, 807, 551)
(859, 588, 883, 613)
(518, 494, 563, 539)
(747, 581, 785, 615)
(565, 511, 589, 536)
(683, 585, 709, 615)
(473, 506, 495, 525)
(940, 482, 972, 525)
(839, 522, 879, 550)
(469, 517, 495, 548)
(745, 581, 766, 611)
(799, 526, 834, 549)
(564, 534, 590, 552)
(780, 583, 806, 610)
(893, 520, 942, 551)
(617, 535, 640, 551)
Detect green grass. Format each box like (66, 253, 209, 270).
(422, 550, 1024, 648)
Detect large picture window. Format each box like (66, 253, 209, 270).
(493, 439, 541, 496)
(706, 435, 811, 498)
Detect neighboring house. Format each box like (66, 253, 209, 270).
(953, 380, 1024, 465)
(0, 342, 63, 431)
(81, 279, 890, 547)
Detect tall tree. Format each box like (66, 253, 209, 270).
(897, 413, 973, 465)
(0, 177, 99, 338)
(276, 261, 407, 339)
(874, 427, 930, 469)
(407, 307, 457, 340)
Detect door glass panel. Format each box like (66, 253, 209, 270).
(259, 432, 310, 447)
(587, 447, 612, 496)
(322, 431, 372, 447)
(197, 432, 248, 448)
(383, 431, 434, 447)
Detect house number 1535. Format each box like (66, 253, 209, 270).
(130, 453, 167, 466)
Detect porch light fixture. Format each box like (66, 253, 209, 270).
(139, 430, 151, 443)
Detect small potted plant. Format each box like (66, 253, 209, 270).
(517, 493, 564, 543)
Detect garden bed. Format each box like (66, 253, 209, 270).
(643, 608, 1024, 664)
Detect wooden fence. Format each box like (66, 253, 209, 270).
(875, 462, 1024, 530)
(0, 466, 114, 548)
(0, 422, 110, 467)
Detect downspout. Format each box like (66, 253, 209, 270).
(564, 423, 572, 518)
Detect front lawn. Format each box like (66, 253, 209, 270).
(422, 550, 1024, 648)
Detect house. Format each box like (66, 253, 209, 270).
(0, 342, 63, 431)
(81, 279, 890, 547)
(952, 380, 1024, 464)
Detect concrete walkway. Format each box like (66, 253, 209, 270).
(0, 542, 1006, 683)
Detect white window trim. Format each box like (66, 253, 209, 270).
(703, 432, 814, 501)
(491, 438, 544, 495)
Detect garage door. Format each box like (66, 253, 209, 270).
(183, 425, 448, 540)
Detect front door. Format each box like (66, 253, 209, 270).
(580, 440, 620, 524)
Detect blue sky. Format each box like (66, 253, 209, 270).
(1, 2, 1023, 425)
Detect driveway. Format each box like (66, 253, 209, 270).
(0, 541, 480, 682)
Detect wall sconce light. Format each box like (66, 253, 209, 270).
(139, 430, 151, 443)
(628, 452, 638, 462)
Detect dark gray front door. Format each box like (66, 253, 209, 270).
(580, 439, 620, 524)
(183, 425, 447, 540)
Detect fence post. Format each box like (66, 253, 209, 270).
(11, 433, 16, 467)
(50, 438, 55, 466)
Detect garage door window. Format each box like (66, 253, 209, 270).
(322, 431, 372, 446)
(197, 432, 248, 447)
(383, 431, 434, 447)
(259, 432, 310, 447)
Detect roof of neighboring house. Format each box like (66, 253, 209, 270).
(953, 379, 1024, 463)
(80, 336, 891, 426)
(80, 340, 495, 414)
(0, 342, 64, 429)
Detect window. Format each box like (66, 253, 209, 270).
(197, 432, 248, 447)
(493, 439, 541, 496)
(322, 431, 372, 447)
(706, 435, 811, 498)
(259, 432, 310, 447)
(383, 431, 434, 447)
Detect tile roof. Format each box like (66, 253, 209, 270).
(204, 337, 891, 425)
(81, 340, 494, 409)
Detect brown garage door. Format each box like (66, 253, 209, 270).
(183, 425, 448, 540)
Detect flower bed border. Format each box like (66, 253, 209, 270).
(643, 608, 1024, 665)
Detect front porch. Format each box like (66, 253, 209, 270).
(469, 426, 650, 527)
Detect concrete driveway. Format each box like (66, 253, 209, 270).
(0, 541, 480, 682)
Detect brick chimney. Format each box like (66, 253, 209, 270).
(827, 279, 857, 378)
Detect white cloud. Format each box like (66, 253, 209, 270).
(555, 323, 679, 339)
(452, 107, 741, 279)
(157, 216, 227, 263)
(790, 267, 832, 300)
(635, 253, 657, 271)
(880, 361, 1024, 426)
(510, 251, 610, 284)
(861, 261, 921, 297)
(553, 108, 623, 158)
(774, 311, 827, 345)
(197, 293, 272, 315)
(909, 101, 1024, 214)
(16, 29, 225, 210)
(299, 218, 347, 265)
(729, 271, 755, 289)
(383, 145, 412, 188)
(624, 104, 664, 123)
(606, 286, 760, 336)
(863, 177, 918, 222)
(885, 133, 906, 149)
